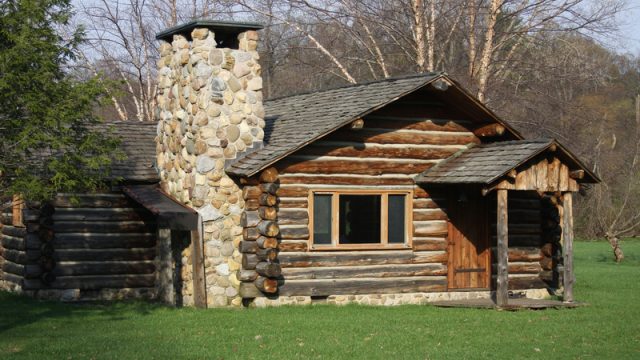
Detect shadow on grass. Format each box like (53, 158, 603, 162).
(0, 291, 161, 334)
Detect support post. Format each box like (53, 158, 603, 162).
(156, 228, 175, 305)
(562, 192, 574, 303)
(496, 189, 509, 307)
(191, 222, 207, 308)
(12, 194, 23, 227)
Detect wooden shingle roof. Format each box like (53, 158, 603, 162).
(93, 121, 159, 182)
(415, 139, 599, 184)
(225, 73, 445, 177)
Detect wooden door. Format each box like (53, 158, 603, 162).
(447, 189, 491, 290)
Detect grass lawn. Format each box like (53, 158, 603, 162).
(1, 240, 639, 359)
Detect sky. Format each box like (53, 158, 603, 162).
(613, 1, 640, 55)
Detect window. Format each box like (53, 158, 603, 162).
(310, 190, 412, 249)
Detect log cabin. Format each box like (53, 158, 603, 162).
(0, 20, 599, 307)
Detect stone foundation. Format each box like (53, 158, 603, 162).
(250, 289, 550, 307)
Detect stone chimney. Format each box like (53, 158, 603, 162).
(155, 20, 264, 307)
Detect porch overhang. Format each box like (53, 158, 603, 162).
(415, 139, 597, 308)
(415, 138, 599, 195)
(122, 185, 198, 230)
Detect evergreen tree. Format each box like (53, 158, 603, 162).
(0, 0, 121, 202)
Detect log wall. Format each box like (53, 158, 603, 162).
(241, 92, 500, 298)
(1, 193, 159, 300)
(1, 204, 26, 291)
(489, 191, 547, 290)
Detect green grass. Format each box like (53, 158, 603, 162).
(1, 240, 639, 359)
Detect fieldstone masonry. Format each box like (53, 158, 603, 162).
(155, 25, 264, 307)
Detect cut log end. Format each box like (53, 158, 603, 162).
(255, 276, 278, 294)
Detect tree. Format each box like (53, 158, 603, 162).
(0, 0, 121, 203)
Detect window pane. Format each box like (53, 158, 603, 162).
(339, 195, 381, 244)
(388, 195, 406, 244)
(313, 194, 332, 245)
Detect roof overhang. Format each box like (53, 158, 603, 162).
(416, 139, 599, 193)
(123, 185, 198, 230)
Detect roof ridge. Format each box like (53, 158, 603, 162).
(265, 72, 444, 103)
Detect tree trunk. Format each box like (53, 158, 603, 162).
(605, 233, 624, 262)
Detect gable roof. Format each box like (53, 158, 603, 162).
(226, 72, 521, 177)
(415, 139, 599, 185)
(93, 121, 159, 183)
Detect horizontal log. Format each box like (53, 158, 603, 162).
(362, 116, 471, 132)
(473, 123, 505, 137)
(279, 226, 310, 240)
(260, 183, 279, 195)
(51, 208, 152, 221)
(281, 263, 447, 280)
(256, 236, 278, 249)
(508, 262, 543, 274)
(540, 256, 553, 270)
(2, 260, 25, 276)
(279, 175, 415, 186)
(256, 261, 282, 278)
(258, 207, 277, 221)
(277, 209, 308, 225)
(413, 198, 445, 209)
(412, 238, 447, 251)
(256, 248, 278, 262)
(503, 247, 544, 262)
(257, 221, 279, 237)
(53, 194, 132, 208)
(242, 254, 259, 270)
(570, 170, 585, 179)
(239, 240, 259, 254)
(278, 241, 308, 252)
(2, 225, 27, 238)
(329, 128, 478, 146)
(259, 167, 279, 183)
(242, 186, 262, 200)
(238, 269, 258, 282)
(23, 274, 156, 290)
(278, 276, 447, 296)
(278, 250, 446, 268)
(255, 276, 278, 293)
(0, 212, 13, 225)
(53, 248, 156, 262)
(25, 261, 156, 277)
(277, 198, 308, 209)
(413, 221, 448, 237)
(413, 209, 447, 221)
(240, 211, 260, 228)
(245, 199, 259, 211)
(490, 223, 541, 235)
(2, 234, 25, 251)
(258, 194, 277, 207)
(302, 143, 460, 160)
(53, 221, 154, 233)
(3, 249, 28, 264)
(505, 276, 548, 290)
(278, 158, 434, 176)
(243, 227, 259, 241)
(239, 282, 262, 298)
(1, 272, 22, 285)
(490, 235, 541, 247)
(52, 233, 156, 249)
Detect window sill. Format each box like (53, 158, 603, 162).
(309, 244, 413, 251)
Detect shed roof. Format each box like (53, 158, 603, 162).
(92, 121, 159, 183)
(226, 72, 520, 177)
(123, 185, 198, 230)
(415, 139, 599, 185)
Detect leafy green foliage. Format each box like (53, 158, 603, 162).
(0, 0, 122, 202)
(0, 240, 638, 359)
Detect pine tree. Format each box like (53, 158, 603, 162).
(0, 0, 122, 202)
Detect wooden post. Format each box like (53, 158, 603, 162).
(562, 192, 574, 303)
(156, 228, 175, 305)
(191, 226, 207, 308)
(496, 189, 509, 307)
(12, 194, 23, 227)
